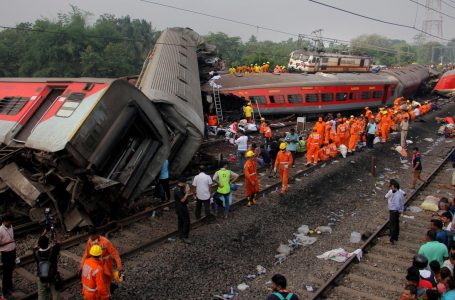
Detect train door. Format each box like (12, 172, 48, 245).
(360, 59, 365, 67)
(14, 88, 65, 143)
(382, 85, 389, 105)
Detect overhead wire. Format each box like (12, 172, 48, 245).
(408, 0, 455, 20)
(308, 0, 451, 41)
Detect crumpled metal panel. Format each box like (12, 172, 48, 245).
(0, 163, 43, 206)
(136, 27, 205, 177)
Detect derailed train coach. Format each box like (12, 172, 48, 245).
(0, 27, 211, 230)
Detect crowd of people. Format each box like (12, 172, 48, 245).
(228, 63, 288, 75)
(0, 213, 122, 300)
(400, 195, 455, 299)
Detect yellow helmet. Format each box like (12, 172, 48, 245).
(350, 115, 354, 118)
(279, 143, 287, 150)
(261, 117, 265, 121)
(379, 107, 384, 111)
(382, 111, 387, 115)
(89, 245, 103, 257)
(246, 151, 255, 158)
(267, 61, 270, 64)
(247, 103, 251, 106)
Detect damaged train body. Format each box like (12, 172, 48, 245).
(0, 27, 210, 230)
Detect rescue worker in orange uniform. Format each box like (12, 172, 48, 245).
(82, 245, 109, 300)
(274, 143, 293, 194)
(318, 146, 330, 161)
(314, 117, 325, 146)
(380, 111, 391, 143)
(326, 121, 340, 146)
(259, 117, 266, 135)
(365, 107, 373, 121)
(306, 128, 321, 165)
(348, 119, 361, 153)
(263, 121, 273, 149)
(337, 119, 349, 146)
(244, 150, 259, 207)
(81, 227, 122, 296)
(394, 96, 404, 108)
(328, 142, 338, 158)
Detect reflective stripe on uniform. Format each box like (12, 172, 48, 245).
(83, 284, 97, 292)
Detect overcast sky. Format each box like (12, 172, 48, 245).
(2, 0, 454, 43)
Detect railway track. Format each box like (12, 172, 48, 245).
(5, 148, 322, 299)
(310, 147, 455, 300)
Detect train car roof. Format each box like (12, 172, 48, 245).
(0, 78, 114, 83)
(204, 72, 398, 92)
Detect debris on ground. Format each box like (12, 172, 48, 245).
(350, 231, 361, 243)
(317, 248, 362, 263)
(237, 283, 249, 291)
(407, 206, 423, 213)
(420, 195, 440, 212)
(424, 138, 434, 142)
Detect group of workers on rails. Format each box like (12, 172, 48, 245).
(232, 97, 437, 201)
(228, 63, 287, 75)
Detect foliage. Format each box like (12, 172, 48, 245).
(0, 7, 158, 77)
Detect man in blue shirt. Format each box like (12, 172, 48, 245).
(285, 129, 299, 168)
(385, 180, 405, 245)
(366, 119, 377, 149)
(431, 218, 449, 247)
(159, 160, 170, 203)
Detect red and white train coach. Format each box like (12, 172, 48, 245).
(207, 64, 430, 116)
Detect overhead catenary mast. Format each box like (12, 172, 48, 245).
(422, 0, 443, 41)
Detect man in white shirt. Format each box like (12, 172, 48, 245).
(192, 166, 213, 223)
(235, 132, 248, 169)
(0, 214, 16, 296)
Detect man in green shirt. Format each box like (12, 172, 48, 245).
(418, 229, 448, 266)
(213, 161, 239, 219)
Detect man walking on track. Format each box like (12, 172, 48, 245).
(385, 180, 405, 245)
(244, 150, 259, 207)
(411, 147, 426, 189)
(274, 143, 293, 195)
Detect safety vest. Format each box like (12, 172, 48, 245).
(264, 127, 272, 138)
(82, 258, 107, 299)
(272, 292, 294, 300)
(216, 169, 231, 194)
(297, 139, 306, 152)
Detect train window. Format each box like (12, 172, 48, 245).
(0, 97, 29, 115)
(305, 94, 319, 103)
(349, 92, 361, 100)
(288, 94, 303, 104)
(269, 95, 285, 104)
(56, 92, 86, 117)
(373, 91, 383, 99)
(335, 93, 347, 101)
(321, 93, 333, 102)
(361, 92, 371, 99)
(248, 96, 267, 104)
(322, 57, 329, 63)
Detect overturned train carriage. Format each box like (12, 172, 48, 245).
(0, 27, 208, 230)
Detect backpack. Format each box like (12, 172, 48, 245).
(273, 292, 294, 300)
(37, 252, 53, 283)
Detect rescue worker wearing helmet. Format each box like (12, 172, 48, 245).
(81, 245, 109, 300)
(306, 128, 321, 166)
(244, 150, 259, 207)
(259, 117, 266, 135)
(314, 117, 325, 146)
(381, 111, 391, 143)
(274, 143, 293, 194)
(243, 103, 253, 123)
(81, 227, 122, 297)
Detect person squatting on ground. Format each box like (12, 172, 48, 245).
(274, 143, 293, 195)
(34, 232, 62, 300)
(81, 227, 122, 296)
(244, 150, 259, 207)
(192, 165, 213, 222)
(174, 176, 191, 243)
(81, 245, 109, 300)
(0, 214, 16, 297)
(266, 274, 299, 300)
(213, 161, 239, 218)
(385, 180, 405, 245)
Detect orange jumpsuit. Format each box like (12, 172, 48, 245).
(318, 146, 330, 161)
(314, 121, 325, 145)
(274, 150, 293, 193)
(409, 109, 415, 121)
(81, 236, 122, 294)
(244, 159, 259, 198)
(381, 116, 391, 142)
(348, 122, 361, 152)
(337, 123, 349, 146)
(307, 132, 321, 164)
(264, 126, 272, 139)
(328, 143, 338, 158)
(259, 121, 266, 134)
(324, 125, 332, 145)
(394, 96, 404, 107)
(82, 257, 109, 300)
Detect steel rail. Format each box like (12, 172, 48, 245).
(310, 146, 455, 300)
